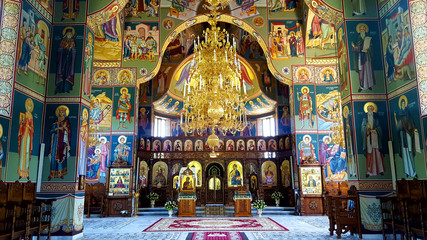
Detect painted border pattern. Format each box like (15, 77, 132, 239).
(409, 0, 427, 115)
(27, 0, 53, 21)
(0, 0, 21, 117)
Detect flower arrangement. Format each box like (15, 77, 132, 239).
(271, 191, 283, 200)
(147, 192, 159, 201)
(253, 199, 266, 209)
(164, 201, 178, 210)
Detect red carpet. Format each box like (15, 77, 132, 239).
(143, 217, 288, 232)
(191, 232, 245, 240)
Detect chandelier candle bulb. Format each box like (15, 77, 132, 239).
(214, 49, 216, 61)
(225, 50, 228, 62)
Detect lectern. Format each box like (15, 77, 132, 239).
(233, 188, 252, 217)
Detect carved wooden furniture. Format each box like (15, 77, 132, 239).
(177, 194, 197, 217)
(408, 179, 427, 240)
(86, 183, 106, 217)
(0, 181, 11, 239)
(138, 135, 293, 207)
(105, 167, 133, 217)
(325, 195, 336, 236)
(8, 181, 27, 240)
(233, 189, 252, 217)
(377, 195, 396, 240)
(178, 167, 197, 217)
(298, 165, 324, 215)
(333, 187, 362, 239)
(84, 184, 92, 216)
(0, 181, 52, 240)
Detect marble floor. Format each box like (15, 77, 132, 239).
(81, 215, 364, 240)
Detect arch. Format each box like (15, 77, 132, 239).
(152, 160, 168, 187)
(167, 53, 261, 100)
(137, 14, 292, 86)
(187, 160, 202, 187)
(261, 160, 277, 186)
(206, 162, 224, 178)
(227, 160, 243, 187)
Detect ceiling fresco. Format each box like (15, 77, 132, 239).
(88, 0, 345, 86)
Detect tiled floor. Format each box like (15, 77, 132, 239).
(82, 215, 362, 240)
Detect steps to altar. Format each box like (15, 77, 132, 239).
(137, 206, 295, 216)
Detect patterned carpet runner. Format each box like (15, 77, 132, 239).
(144, 217, 289, 232)
(190, 232, 247, 240)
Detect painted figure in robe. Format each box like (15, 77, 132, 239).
(77, 109, 88, 177)
(362, 103, 385, 177)
(62, 0, 80, 20)
(48, 105, 71, 180)
(394, 96, 419, 178)
(18, 99, 34, 180)
(55, 27, 77, 94)
(116, 88, 132, 129)
(229, 164, 242, 185)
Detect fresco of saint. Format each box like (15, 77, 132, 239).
(83, 33, 93, 96)
(17, 99, 34, 180)
(55, 27, 77, 94)
(298, 135, 315, 164)
(113, 135, 131, 165)
(116, 88, 132, 129)
(362, 102, 384, 177)
(62, 0, 80, 20)
(394, 96, 419, 178)
(297, 87, 313, 128)
(229, 164, 242, 186)
(48, 105, 71, 180)
(77, 109, 89, 177)
(352, 23, 375, 92)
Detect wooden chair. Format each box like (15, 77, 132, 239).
(326, 195, 336, 236)
(8, 181, 27, 240)
(396, 179, 410, 239)
(85, 184, 93, 217)
(22, 181, 39, 239)
(377, 195, 397, 240)
(408, 180, 426, 240)
(35, 199, 53, 240)
(87, 183, 106, 217)
(0, 181, 12, 239)
(334, 186, 362, 239)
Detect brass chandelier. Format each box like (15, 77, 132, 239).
(179, 3, 248, 146)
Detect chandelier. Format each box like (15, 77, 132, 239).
(179, 3, 248, 145)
